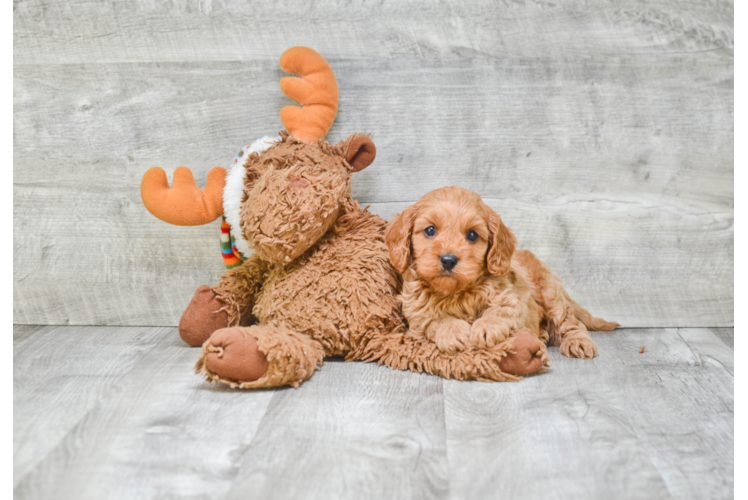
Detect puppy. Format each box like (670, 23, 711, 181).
(386, 186, 618, 357)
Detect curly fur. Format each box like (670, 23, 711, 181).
(385, 186, 619, 358)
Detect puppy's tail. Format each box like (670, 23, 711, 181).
(570, 298, 619, 331)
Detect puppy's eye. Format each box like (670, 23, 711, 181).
(424, 226, 436, 237)
(466, 230, 478, 242)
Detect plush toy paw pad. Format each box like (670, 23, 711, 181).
(498, 331, 547, 376)
(203, 327, 269, 383)
(179, 285, 229, 347)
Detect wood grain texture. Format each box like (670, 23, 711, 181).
(14, 325, 276, 499)
(443, 327, 733, 500)
(226, 361, 448, 500)
(13, 325, 170, 487)
(711, 327, 734, 349)
(733, 327, 748, 377)
(13, 0, 733, 327)
(589, 328, 734, 499)
(14, 326, 733, 499)
(13, 0, 733, 64)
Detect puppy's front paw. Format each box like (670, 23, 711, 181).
(560, 335, 597, 359)
(470, 317, 510, 349)
(432, 319, 472, 355)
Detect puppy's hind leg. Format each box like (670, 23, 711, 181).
(549, 307, 598, 359)
(548, 285, 618, 359)
(532, 260, 615, 359)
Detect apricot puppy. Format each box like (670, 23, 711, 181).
(386, 186, 618, 358)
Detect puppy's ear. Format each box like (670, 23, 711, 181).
(486, 207, 517, 277)
(386, 205, 417, 274)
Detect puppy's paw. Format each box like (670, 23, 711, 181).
(432, 319, 472, 355)
(560, 335, 598, 359)
(469, 317, 510, 349)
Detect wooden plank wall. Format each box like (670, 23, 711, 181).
(13, 0, 733, 328)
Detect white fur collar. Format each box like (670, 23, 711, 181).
(223, 135, 279, 258)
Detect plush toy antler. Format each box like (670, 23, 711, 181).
(279, 46, 339, 143)
(141, 165, 226, 226)
(140, 46, 338, 225)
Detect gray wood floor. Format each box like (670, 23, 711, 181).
(13, 325, 733, 500)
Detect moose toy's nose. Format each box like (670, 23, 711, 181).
(289, 176, 309, 189)
(439, 254, 459, 271)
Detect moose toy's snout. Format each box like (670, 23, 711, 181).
(289, 176, 309, 189)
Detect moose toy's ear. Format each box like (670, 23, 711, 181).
(345, 134, 376, 172)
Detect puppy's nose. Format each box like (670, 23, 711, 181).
(440, 254, 459, 271)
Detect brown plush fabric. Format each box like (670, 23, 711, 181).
(212, 257, 269, 327)
(179, 285, 230, 347)
(238, 133, 353, 264)
(197, 325, 324, 389)
(345, 135, 377, 172)
(498, 331, 547, 376)
(197, 327, 270, 383)
(193, 134, 543, 389)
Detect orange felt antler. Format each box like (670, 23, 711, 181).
(279, 47, 339, 144)
(141, 166, 226, 226)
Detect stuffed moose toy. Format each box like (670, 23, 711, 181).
(140, 47, 546, 388)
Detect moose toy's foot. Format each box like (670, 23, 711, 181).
(196, 325, 324, 389)
(198, 327, 270, 383)
(498, 331, 548, 376)
(178, 285, 229, 347)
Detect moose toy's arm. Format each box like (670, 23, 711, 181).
(177, 255, 269, 347)
(354, 327, 549, 381)
(212, 256, 270, 327)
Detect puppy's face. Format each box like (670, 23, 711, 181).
(386, 186, 516, 292)
(410, 193, 491, 292)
